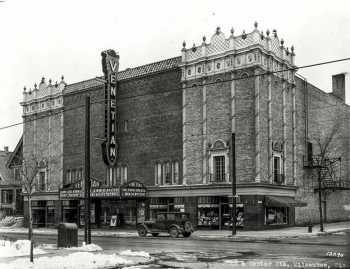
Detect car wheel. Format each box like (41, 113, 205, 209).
(137, 226, 147, 237)
(182, 232, 191, 238)
(184, 221, 193, 233)
(169, 227, 179, 238)
(151, 233, 159, 237)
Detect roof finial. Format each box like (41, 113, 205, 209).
(34, 83, 37, 89)
(266, 29, 270, 37)
(49, 79, 52, 85)
(230, 27, 234, 35)
(202, 36, 206, 43)
(182, 40, 186, 49)
(55, 81, 58, 87)
(61, 75, 64, 81)
(254, 21, 258, 29)
(216, 26, 221, 35)
(260, 31, 264, 40)
(192, 43, 196, 52)
(242, 30, 247, 39)
(280, 38, 284, 47)
(273, 29, 277, 38)
(286, 47, 290, 56)
(40, 77, 45, 84)
(23, 86, 26, 92)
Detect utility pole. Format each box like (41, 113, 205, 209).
(84, 95, 91, 244)
(231, 132, 236, 236)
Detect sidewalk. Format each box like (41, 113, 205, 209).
(0, 221, 349, 241)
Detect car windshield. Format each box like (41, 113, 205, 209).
(157, 214, 166, 221)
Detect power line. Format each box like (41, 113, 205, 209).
(0, 56, 350, 132)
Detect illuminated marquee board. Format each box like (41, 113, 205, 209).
(101, 49, 119, 166)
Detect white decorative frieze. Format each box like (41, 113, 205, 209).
(180, 22, 296, 82)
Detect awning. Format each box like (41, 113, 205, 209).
(265, 196, 307, 207)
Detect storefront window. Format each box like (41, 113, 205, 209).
(266, 207, 288, 225)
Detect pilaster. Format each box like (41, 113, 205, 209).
(267, 74, 272, 183)
(202, 79, 207, 183)
(182, 82, 187, 185)
(254, 69, 261, 182)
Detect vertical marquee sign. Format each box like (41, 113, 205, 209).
(101, 49, 119, 165)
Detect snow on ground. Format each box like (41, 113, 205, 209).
(119, 249, 150, 258)
(0, 252, 135, 269)
(0, 240, 46, 258)
(0, 240, 153, 269)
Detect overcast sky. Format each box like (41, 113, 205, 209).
(0, 0, 349, 151)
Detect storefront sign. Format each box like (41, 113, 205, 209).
(60, 189, 83, 199)
(101, 49, 119, 166)
(90, 187, 120, 198)
(120, 180, 147, 198)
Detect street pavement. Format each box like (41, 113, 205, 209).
(1, 228, 349, 269)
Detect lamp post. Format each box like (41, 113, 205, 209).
(231, 132, 236, 236)
(84, 95, 91, 244)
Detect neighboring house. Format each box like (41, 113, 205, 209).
(0, 143, 22, 217)
(20, 23, 350, 229)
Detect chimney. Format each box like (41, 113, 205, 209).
(332, 73, 346, 102)
(4, 146, 8, 152)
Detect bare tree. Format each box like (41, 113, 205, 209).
(19, 155, 40, 263)
(310, 120, 342, 232)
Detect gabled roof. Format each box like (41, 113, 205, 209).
(6, 136, 23, 169)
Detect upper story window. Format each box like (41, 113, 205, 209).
(123, 120, 128, 132)
(214, 156, 225, 182)
(216, 62, 221, 69)
(208, 140, 229, 183)
(37, 171, 46, 191)
(273, 152, 284, 184)
(107, 165, 127, 186)
(154, 160, 180, 186)
(14, 167, 21, 182)
(187, 69, 191, 76)
(1, 190, 13, 204)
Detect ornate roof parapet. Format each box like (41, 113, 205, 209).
(22, 76, 66, 116)
(180, 22, 296, 82)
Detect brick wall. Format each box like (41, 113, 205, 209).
(63, 69, 183, 187)
(23, 110, 63, 192)
(294, 77, 350, 224)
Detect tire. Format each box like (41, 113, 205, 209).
(182, 231, 191, 238)
(151, 233, 159, 237)
(137, 226, 147, 237)
(169, 226, 179, 238)
(184, 221, 193, 233)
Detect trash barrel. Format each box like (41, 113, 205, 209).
(57, 223, 78, 248)
(307, 224, 313, 233)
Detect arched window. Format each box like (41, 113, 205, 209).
(240, 73, 249, 79)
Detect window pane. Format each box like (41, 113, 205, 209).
(154, 164, 158, 185)
(117, 167, 121, 185)
(157, 164, 162, 185)
(214, 156, 225, 182)
(173, 161, 179, 184)
(165, 162, 171, 184)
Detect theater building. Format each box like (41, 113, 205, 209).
(21, 23, 350, 229)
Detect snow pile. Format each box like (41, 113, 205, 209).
(119, 249, 150, 258)
(0, 216, 24, 227)
(68, 242, 103, 252)
(0, 251, 147, 269)
(0, 239, 46, 258)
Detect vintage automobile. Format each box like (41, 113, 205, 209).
(136, 212, 194, 238)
